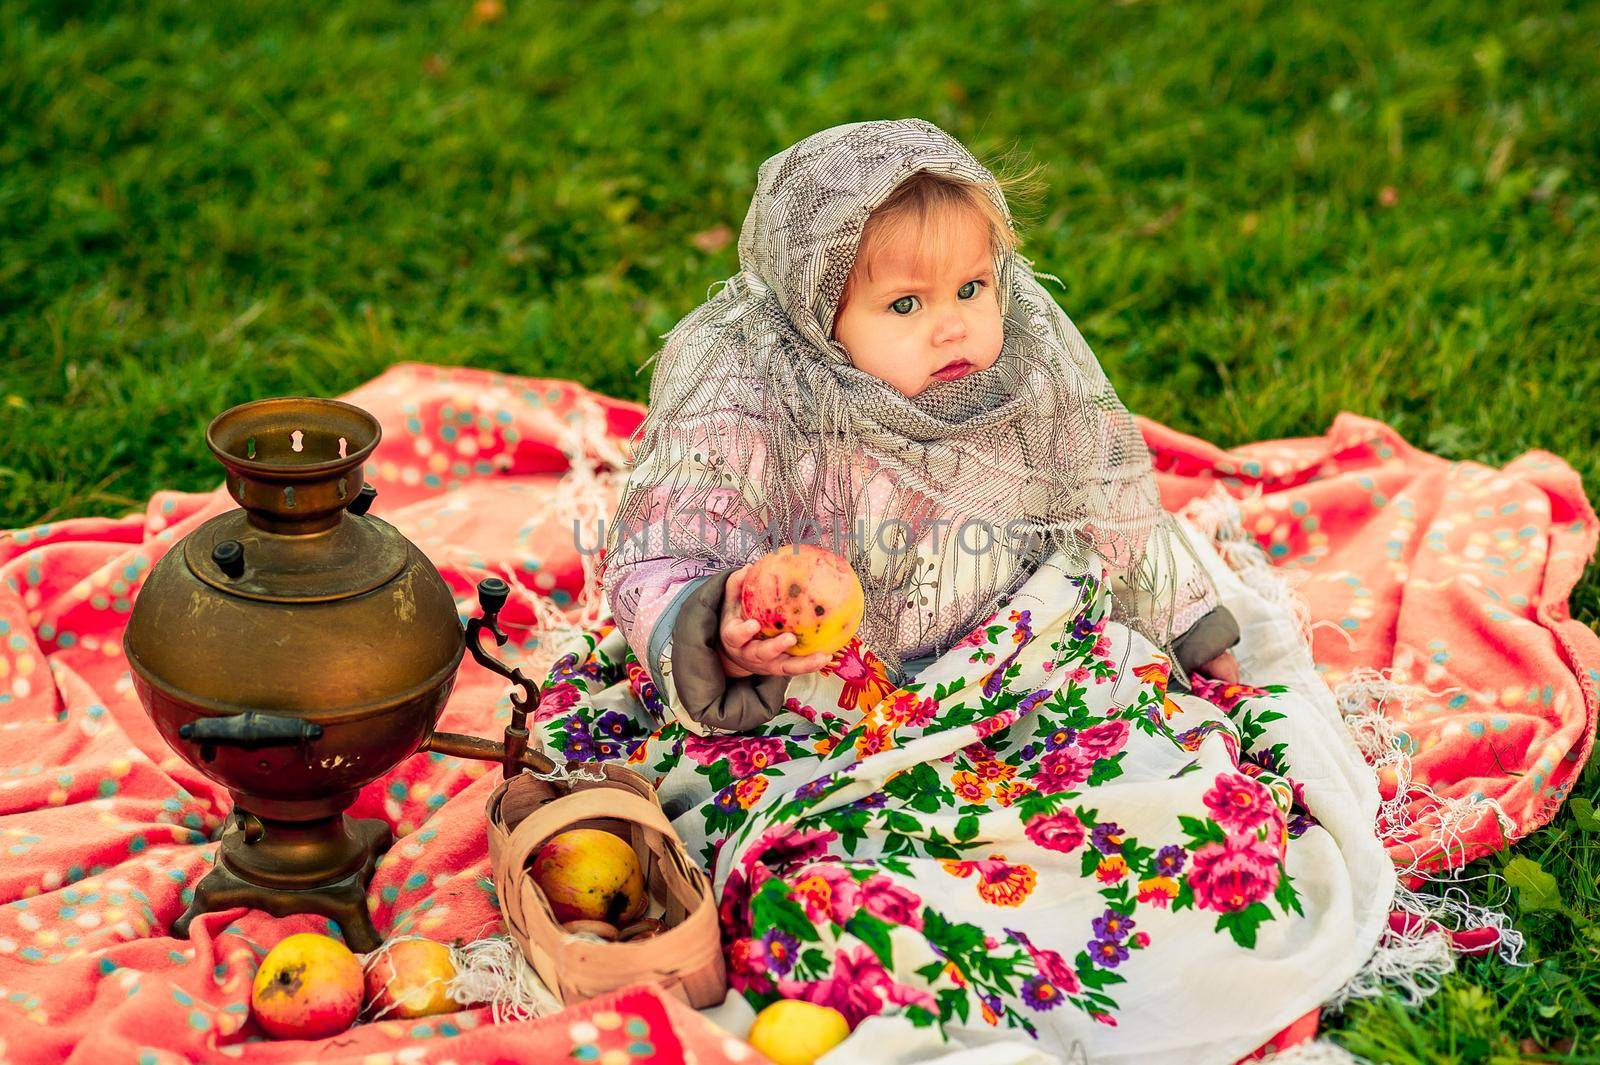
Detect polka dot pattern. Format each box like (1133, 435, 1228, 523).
(1147, 410, 1600, 875)
(0, 365, 1592, 1055)
(0, 366, 672, 1058)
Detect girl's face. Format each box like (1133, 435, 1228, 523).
(831, 207, 1003, 398)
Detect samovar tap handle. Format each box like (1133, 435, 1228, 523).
(465, 577, 546, 775)
(466, 578, 543, 721)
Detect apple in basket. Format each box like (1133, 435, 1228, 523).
(532, 828, 648, 925)
(739, 544, 864, 658)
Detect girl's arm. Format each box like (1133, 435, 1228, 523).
(601, 453, 801, 735)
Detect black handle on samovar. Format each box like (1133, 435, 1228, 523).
(178, 712, 323, 763)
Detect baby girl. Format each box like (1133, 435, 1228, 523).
(602, 118, 1241, 734)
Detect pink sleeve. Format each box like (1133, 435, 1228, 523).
(601, 479, 767, 670)
(605, 549, 724, 668)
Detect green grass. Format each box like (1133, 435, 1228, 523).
(3, 0, 1598, 1058)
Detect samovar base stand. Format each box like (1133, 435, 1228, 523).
(172, 813, 392, 953)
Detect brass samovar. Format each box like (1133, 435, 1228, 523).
(123, 396, 554, 951)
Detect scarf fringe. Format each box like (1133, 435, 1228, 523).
(1179, 485, 1526, 1022)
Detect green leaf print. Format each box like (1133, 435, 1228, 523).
(1276, 869, 1305, 916)
(878, 854, 915, 878)
(845, 912, 897, 968)
(1122, 839, 1155, 870)
(924, 908, 984, 959)
(1076, 957, 1128, 991)
(1085, 754, 1125, 788)
(939, 987, 971, 1026)
(1178, 814, 1228, 847)
(1215, 901, 1273, 949)
(755, 879, 822, 944)
(818, 805, 871, 855)
(885, 810, 922, 835)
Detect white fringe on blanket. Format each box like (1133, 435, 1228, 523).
(1257, 1040, 1364, 1064)
(464, 391, 631, 683)
(448, 934, 563, 1023)
(1179, 485, 1526, 1020)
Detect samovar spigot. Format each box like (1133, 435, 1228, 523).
(418, 578, 556, 776)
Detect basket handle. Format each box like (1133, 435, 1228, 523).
(502, 786, 682, 874)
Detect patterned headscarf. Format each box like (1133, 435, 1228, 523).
(602, 118, 1217, 680)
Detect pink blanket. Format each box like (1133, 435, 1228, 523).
(1145, 413, 1599, 876)
(0, 362, 1592, 1059)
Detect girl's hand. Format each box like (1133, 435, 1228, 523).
(717, 564, 834, 678)
(1195, 649, 1240, 684)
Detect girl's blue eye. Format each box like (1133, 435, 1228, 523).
(959, 280, 983, 299)
(890, 296, 918, 315)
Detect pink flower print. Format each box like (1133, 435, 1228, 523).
(534, 682, 580, 722)
(974, 708, 1020, 739)
(785, 944, 933, 1025)
(1202, 773, 1279, 835)
(1190, 676, 1273, 712)
(1186, 834, 1282, 913)
(684, 735, 747, 766)
(857, 876, 925, 930)
(955, 625, 989, 651)
(960, 741, 991, 762)
(727, 737, 790, 778)
(740, 825, 838, 874)
(729, 936, 767, 977)
(719, 868, 751, 936)
(1033, 747, 1094, 794)
(881, 690, 937, 729)
(831, 640, 896, 714)
(790, 861, 861, 926)
(1037, 948, 1079, 994)
(783, 696, 819, 722)
(1003, 927, 1082, 996)
(1221, 730, 1241, 764)
(1024, 810, 1087, 854)
(1020, 941, 1080, 995)
(1076, 720, 1130, 761)
(1092, 635, 1112, 658)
